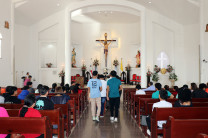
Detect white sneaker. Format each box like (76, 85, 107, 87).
(147, 129, 151, 136)
(110, 117, 114, 121)
(93, 116, 96, 121)
(100, 115, 104, 118)
(96, 116, 99, 122)
(114, 118, 118, 122)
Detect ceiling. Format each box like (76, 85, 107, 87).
(14, 0, 200, 26)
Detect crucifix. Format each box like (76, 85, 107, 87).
(96, 33, 116, 67)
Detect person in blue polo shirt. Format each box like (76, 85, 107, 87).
(87, 71, 102, 122)
(152, 83, 174, 99)
(107, 70, 122, 122)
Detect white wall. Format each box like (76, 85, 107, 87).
(200, 0, 208, 84)
(14, 24, 31, 87)
(71, 22, 141, 76)
(0, 0, 13, 87)
(13, 3, 200, 88)
(184, 23, 200, 85)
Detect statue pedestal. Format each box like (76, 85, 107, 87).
(158, 73, 171, 87)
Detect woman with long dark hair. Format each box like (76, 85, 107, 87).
(19, 94, 43, 138)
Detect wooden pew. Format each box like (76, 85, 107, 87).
(151, 107, 208, 138)
(0, 103, 23, 109)
(7, 108, 64, 138)
(123, 88, 136, 108)
(197, 133, 208, 138)
(163, 116, 208, 138)
(0, 117, 52, 138)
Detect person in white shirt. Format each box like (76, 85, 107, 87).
(0, 95, 4, 103)
(146, 90, 172, 135)
(99, 75, 107, 117)
(143, 82, 156, 91)
(136, 84, 146, 95)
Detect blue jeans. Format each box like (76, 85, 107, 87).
(100, 97, 106, 116)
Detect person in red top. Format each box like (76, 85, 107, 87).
(19, 94, 43, 138)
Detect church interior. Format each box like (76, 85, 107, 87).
(1, 0, 208, 138)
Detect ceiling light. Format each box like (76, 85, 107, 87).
(148, 1, 152, 3)
(57, 3, 60, 6)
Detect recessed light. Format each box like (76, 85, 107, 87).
(57, 3, 60, 6)
(148, 1, 152, 3)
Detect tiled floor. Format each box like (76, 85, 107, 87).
(69, 104, 145, 138)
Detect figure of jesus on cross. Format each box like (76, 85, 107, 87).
(96, 33, 116, 67)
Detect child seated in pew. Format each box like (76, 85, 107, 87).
(174, 89, 192, 107)
(152, 83, 174, 99)
(0, 106, 9, 138)
(146, 90, 172, 135)
(71, 84, 82, 94)
(135, 84, 146, 95)
(18, 86, 30, 100)
(19, 94, 43, 138)
(36, 86, 54, 110)
(3, 86, 21, 104)
(27, 82, 35, 94)
(172, 86, 179, 95)
(49, 83, 57, 93)
(35, 84, 43, 94)
(51, 86, 70, 104)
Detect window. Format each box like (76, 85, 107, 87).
(157, 52, 169, 68)
(0, 33, 2, 58)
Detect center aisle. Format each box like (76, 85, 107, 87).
(69, 104, 145, 138)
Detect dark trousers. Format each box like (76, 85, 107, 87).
(146, 116, 151, 131)
(109, 97, 120, 117)
(100, 97, 106, 116)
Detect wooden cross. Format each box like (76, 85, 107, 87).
(96, 33, 116, 67)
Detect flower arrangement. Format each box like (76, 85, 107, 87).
(46, 63, 52, 68)
(152, 73, 159, 82)
(169, 73, 178, 81)
(113, 59, 119, 67)
(81, 64, 87, 71)
(59, 70, 65, 77)
(154, 65, 160, 73)
(166, 65, 173, 73)
(146, 70, 152, 77)
(125, 64, 131, 71)
(93, 59, 99, 66)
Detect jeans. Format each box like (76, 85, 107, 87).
(100, 97, 106, 116)
(109, 97, 120, 117)
(90, 98, 101, 117)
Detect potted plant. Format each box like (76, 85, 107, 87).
(169, 73, 178, 87)
(59, 70, 65, 86)
(166, 65, 174, 73)
(152, 73, 159, 82)
(146, 70, 152, 86)
(113, 59, 119, 67)
(154, 65, 160, 73)
(93, 59, 99, 71)
(46, 63, 52, 68)
(81, 64, 87, 77)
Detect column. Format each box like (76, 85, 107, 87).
(65, 8, 72, 84)
(141, 10, 147, 88)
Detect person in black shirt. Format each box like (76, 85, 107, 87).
(192, 83, 208, 98)
(27, 82, 35, 93)
(3, 86, 21, 104)
(35, 86, 54, 110)
(174, 89, 192, 107)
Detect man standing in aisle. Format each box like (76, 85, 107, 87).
(87, 71, 102, 122)
(107, 70, 122, 122)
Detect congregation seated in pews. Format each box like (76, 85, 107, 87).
(123, 82, 208, 137)
(0, 81, 88, 138)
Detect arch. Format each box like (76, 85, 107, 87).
(65, 0, 147, 87)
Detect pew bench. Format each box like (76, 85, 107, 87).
(0, 117, 52, 138)
(163, 116, 208, 138)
